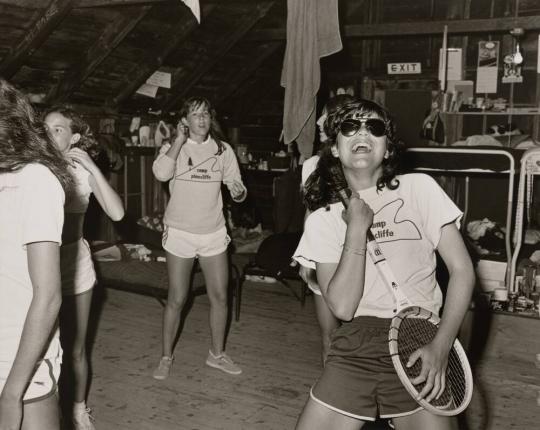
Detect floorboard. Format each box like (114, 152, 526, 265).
(80, 278, 539, 429)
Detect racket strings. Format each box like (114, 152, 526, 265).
(396, 317, 468, 410)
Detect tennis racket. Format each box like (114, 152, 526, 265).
(328, 163, 473, 416)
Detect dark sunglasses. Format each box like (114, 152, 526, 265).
(340, 118, 386, 138)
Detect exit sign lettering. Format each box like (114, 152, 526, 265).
(387, 63, 422, 74)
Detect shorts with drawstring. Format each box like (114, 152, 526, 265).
(0, 342, 62, 404)
(61, 238, 96, 296)
(162, 225, 230, 258)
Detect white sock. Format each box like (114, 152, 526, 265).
(73, 401, 86, 414)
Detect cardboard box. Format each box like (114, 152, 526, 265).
(476, 259, 507, 292)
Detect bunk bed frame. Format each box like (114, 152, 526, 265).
(405, 147, 517, 289)
(510, 147, 540, 293)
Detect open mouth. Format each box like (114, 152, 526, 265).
(352, 142, 371, 153)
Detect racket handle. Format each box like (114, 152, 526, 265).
(337, 188, 376, 242)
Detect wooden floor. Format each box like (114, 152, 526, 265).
(83, 278, 540, 430)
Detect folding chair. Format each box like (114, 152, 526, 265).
(236, 232, 307, 321)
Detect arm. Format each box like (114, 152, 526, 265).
(0, 242, 62, 429)
(316, 196, 373, 321)
(152, 124, 187, 182)
(410, 223, 475, 401)
(67, 148, 125, 221)
(222, 144, 247, 202)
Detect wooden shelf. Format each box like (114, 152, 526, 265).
(443, 110, 540, 116)
(441, 111, 540, 146)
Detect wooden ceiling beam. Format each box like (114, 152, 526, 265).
(0, 0, 264, 7)
(213, 42, 282, 107)
(74, 0, 166, 7)
(0, 0, 74, 79)
(47, 5, 151, 103)
(109, 3, 215, 107)
(162, 1, 275, 111)
(250, 15, 540, 40)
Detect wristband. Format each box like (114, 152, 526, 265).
(343, 245, 366, 256)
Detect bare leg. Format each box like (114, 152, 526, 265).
(162, 252, 195, 357)
(21, 394, 60, 430)
(60, 289, 93, 404)
(198, 251, 229, 354)
(313, 294, 340, 365)
(393, 408, 458, 430)
(296, 397, 365, 430)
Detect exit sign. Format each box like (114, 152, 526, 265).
(387, 63, 422, 74)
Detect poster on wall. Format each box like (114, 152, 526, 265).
(502, 54, 523, 83)
(476, 41, 499, 93)
(439, 48, 462, 83)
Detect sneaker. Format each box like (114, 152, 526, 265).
(73, 407, 95, 430)
(206, 350, 242, 375)
(153, 355, 174, 380)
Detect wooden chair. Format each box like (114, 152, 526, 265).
(236, 232, 307, 321)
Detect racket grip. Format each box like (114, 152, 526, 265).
(337, 188, 376, 242)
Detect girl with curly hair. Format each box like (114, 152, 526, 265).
(0, 79, 71, 430)
(293, 98, 475, 429)
(44, 105, 124, 430)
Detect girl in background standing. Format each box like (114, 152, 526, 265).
(44, 106, 125, 430)
(152, 96, 246, 380)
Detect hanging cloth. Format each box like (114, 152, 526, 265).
(280, 0, 342, 160)
(181, 0, 200, 23)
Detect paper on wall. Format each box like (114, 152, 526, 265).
(537, 35, 540, 73)
(146, 71, 171, 89)
(439, 48, 462, 83)
(136, 83, 159, 98)
(476, 41, 499, 93)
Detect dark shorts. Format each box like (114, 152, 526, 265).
(311, 316, 422, 420)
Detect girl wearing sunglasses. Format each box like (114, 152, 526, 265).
(294, 99, 474, 429)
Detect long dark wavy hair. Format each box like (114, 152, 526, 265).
(43, 105, 100, 159)
(179, 96, 226, 156)
(305, 98, 405, 212)
(0, 79, 73, 190)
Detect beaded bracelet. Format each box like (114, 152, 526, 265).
(343, 245, 366, 256)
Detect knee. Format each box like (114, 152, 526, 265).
(166, 296, 186, 312)
(70, 343, 87, 363)
(207, 288, 228, 308)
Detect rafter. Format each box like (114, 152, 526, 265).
(109, 3, 216, 107)
(47, 5, 151, 103)
(0, 0, 256, 7)
(74, 0, 165, 7)
(74, 0, 264, 7)
(250, 15, 540, 40)
(162, 1, 274, 111)
(0, 0, 74, 79)
(213, 42, 282, 107)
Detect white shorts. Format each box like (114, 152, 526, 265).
(162, 225, 231, 258)
(0, 344, 62, 404)
(309, 282, 322, 296)
(61, 238, 97, 296)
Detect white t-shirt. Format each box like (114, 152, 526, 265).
(293, 173, 462, 318)
(153, 137, 245, 234)
(301, 154, 320, 188)
(0, 164, 64, 362)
